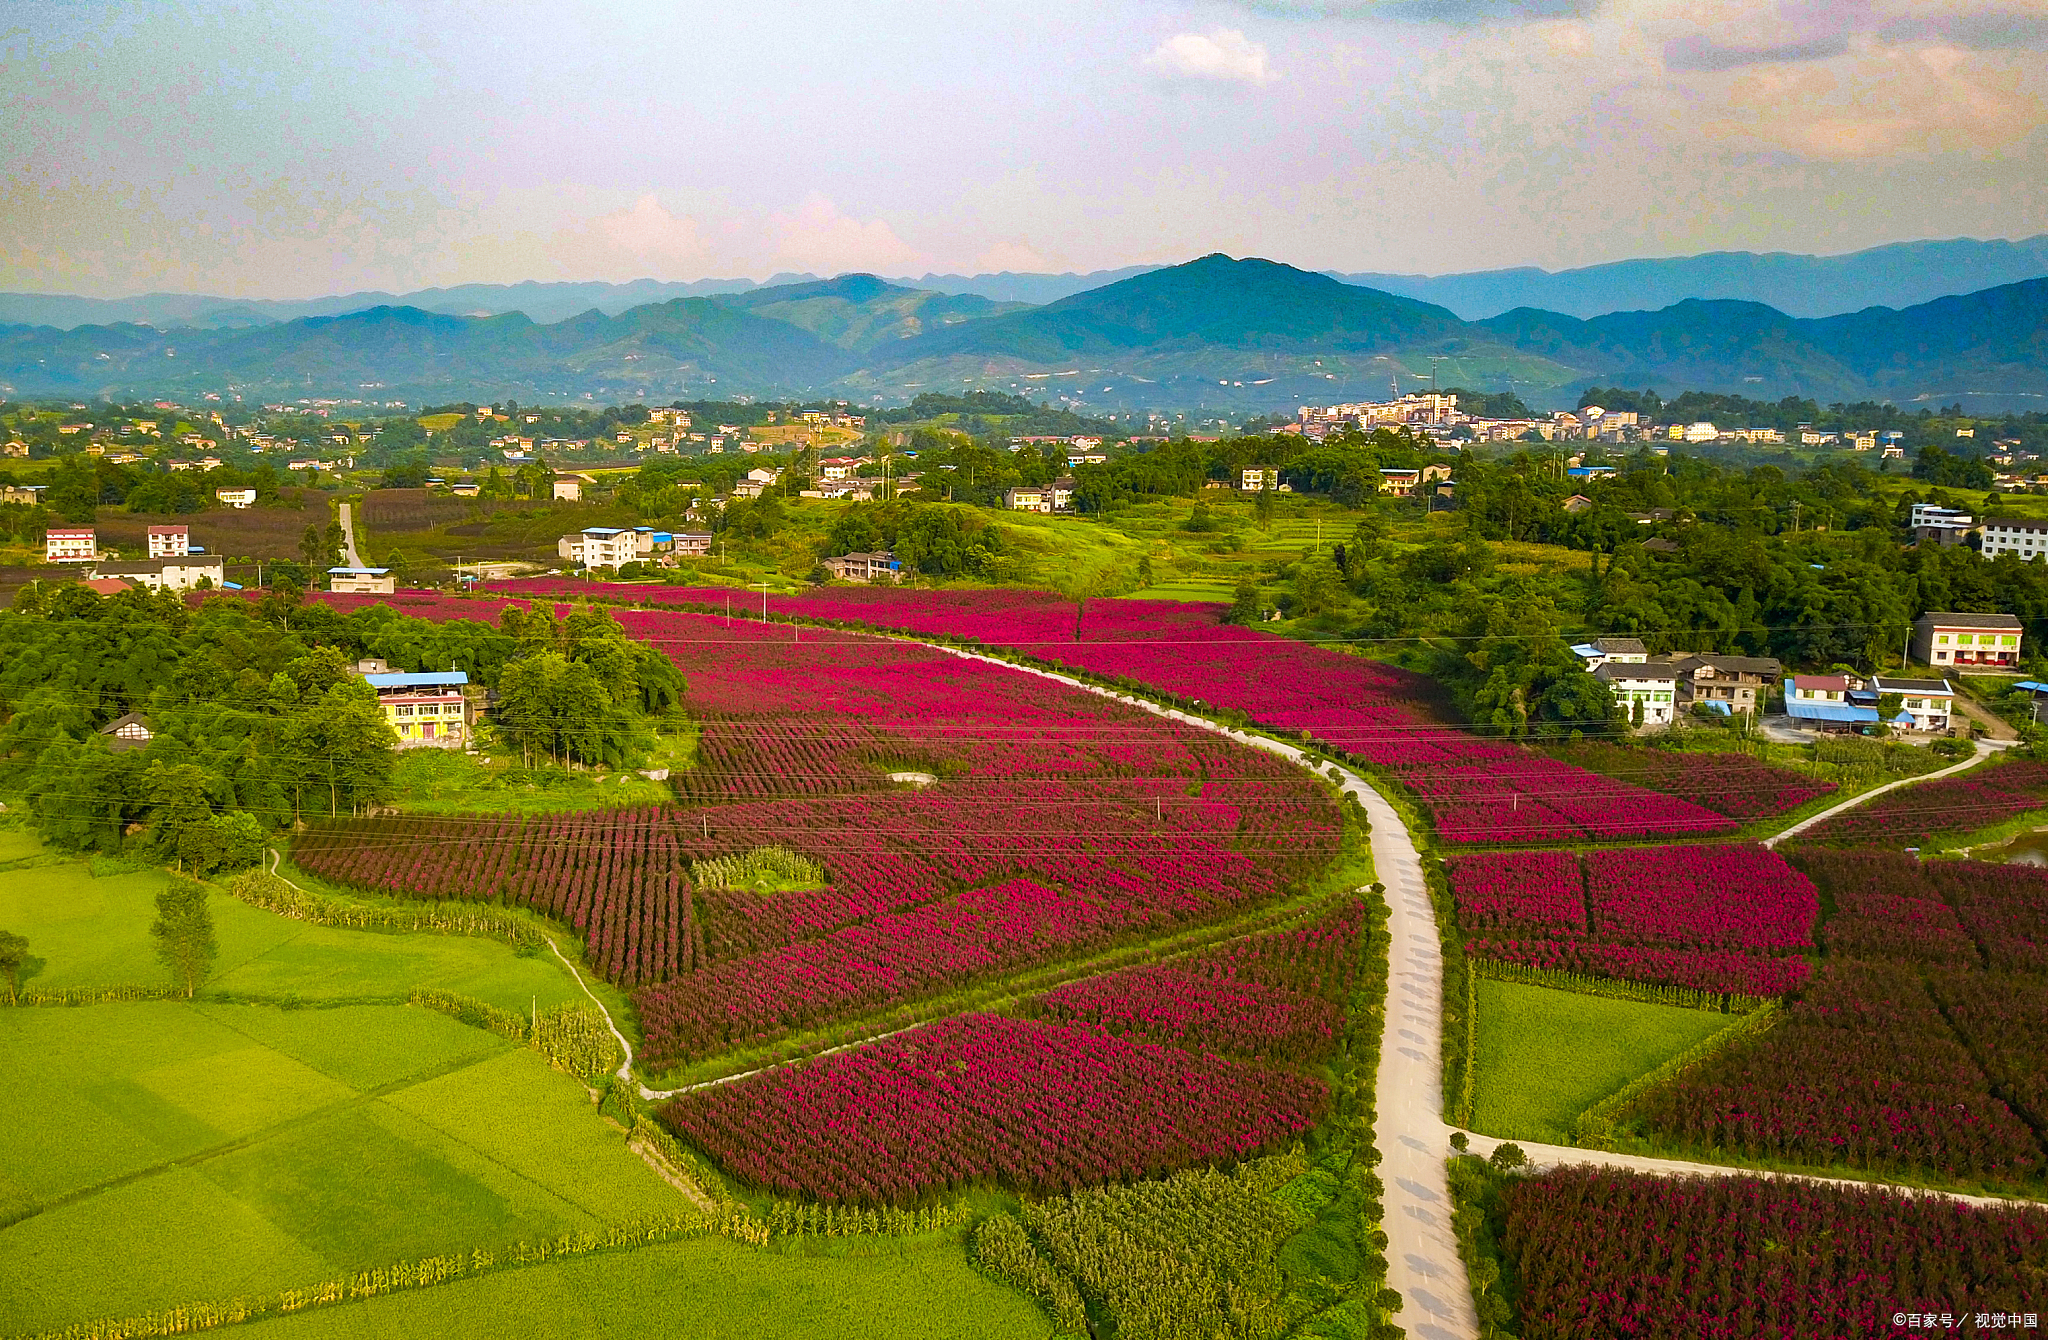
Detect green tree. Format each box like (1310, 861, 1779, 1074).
(1225, 576, 1261, 626)
(0, 928, 27, 1001)
(150, 877, 216, 998)
(144, 761, 217, 871)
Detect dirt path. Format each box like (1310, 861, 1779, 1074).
(338, 501, 364, 567)
(1458, 1134, 2038, 1210)
(1763, 738, 2008, 848)
(1953, 690, 2021, 742)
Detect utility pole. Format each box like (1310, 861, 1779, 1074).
(753, 580, 770, 622)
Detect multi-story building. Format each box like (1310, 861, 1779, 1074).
(147, 525, 190, 558)
(1595, 660, 1678, 729)
(1978, 516, 2048, 562)
(45, 528, 96, 563)
(358, 664, 472, 750)
(1868, 675, 1956, 733)
(822, 550, 902, 583)
(557, 527, 638, 569)
(215, 488, 256, 508)
(1240, 467, 1278, 492)
(1670, 653, 1782, 717)
(1911, 612, 2023, 668)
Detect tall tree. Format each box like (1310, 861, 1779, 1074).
(150, 878, 216, 998)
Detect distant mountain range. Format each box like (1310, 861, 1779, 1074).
(1336, 235, 2048, 321)
(2, 254, 2044, 412)
(6, 236, 2045, 333)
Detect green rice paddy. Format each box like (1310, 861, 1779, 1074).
(1468, 979, 1741, 1145)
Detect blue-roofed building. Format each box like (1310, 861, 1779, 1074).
(1783, 673, 1913, 733)
(354, 659, 472, 749)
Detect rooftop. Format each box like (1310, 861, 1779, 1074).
(363, 672, 469, 689)
(1918, 611, 2022, 630)
(1871, 676, 1955, 694)
(1594, 661, 1675, 683)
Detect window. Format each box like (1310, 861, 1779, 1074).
(393, 706, 413, 718)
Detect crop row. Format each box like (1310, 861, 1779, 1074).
(1798, 760, 2048, 847)
(1025, 899, 1367, 1063)
(1623, 957, 2041, 1184)
(1449, 844, 1816, 998)
(659, 1013, 1328, 1205)
(1545, 742, 1835, 820)
(1496, 1164, 2048, 1339)
(292, 808, 701, 986)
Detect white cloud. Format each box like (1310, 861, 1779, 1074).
(595, 194, 710, 266)
(974, 239, 1058, 273)
(1143, 29, 1277, 85)
(768, 193, 924, 274)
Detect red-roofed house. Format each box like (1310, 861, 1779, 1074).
(147, 524, 190, 558)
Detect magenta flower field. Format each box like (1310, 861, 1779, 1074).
(1620, 849, 2048, 1189)
(659, 1013, 1329, 1204)
(1798, 760, 2048, 847)
(1449, 844, 1817, 998)
(1028, 899, 1366, 1063)
(290, 598, 1342, 1067)
(477, 580, 1740, 845)
(1498, 1165, 2048, 1340)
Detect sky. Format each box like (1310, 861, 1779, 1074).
(2, 0, 2046, 298)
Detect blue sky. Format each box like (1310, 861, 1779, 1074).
(2, 0, 2045, 296)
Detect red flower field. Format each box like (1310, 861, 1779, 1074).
(659, 1013, 1328, 1204)
(1498, 1165, 2048, 1339)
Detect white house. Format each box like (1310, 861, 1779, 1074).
(147, 525, 190, 558)
(1570, 636, 1648, 670)
(89, 556, 225, 592)
(1595, 660, 1677, 729)
(1979, 516, 2048, 562)
(551, 475, 583, 502)
(1869, 675, 1956, 733)
(1241, 467, 1278, 492)
(327, 566, 395, 594)
(558, 527, 637, 569)
(215, 488, 256, 509)
(1911, 612, 2022, 669)
(45, 528, 97, 563)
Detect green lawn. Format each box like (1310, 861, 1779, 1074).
(1469, 980, 1740, 1145)
(386, 739, 691, 816)
(0, 856, 584, 1011)
(221, 1237, 1050, 1340)
(0, 1001, 686, 1335)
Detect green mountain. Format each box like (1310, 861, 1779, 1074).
(0, 257, 2042, 412)
(709, 274, 1029, 352)
(0, 299, 857, 402)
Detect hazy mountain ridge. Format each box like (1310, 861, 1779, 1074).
(1, 256, 2043, 410)
(1340, 235, 2048, 321)
(8, 236, 2046, 333)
